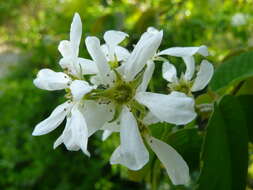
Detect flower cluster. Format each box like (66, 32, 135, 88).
(32, 13, 214, 185)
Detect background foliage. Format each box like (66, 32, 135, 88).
(0, 0, 253, 189)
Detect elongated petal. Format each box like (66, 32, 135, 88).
(58, 40, 73, 58)
(147, 136, 190, 185)
(191, 60, 214, 92)
(81, 101, 114, 137)
(85, 36, 112, 84)
(59, 57, 71, 69)
(115, 46, 130, 61)
(78, 58, 98, 75)
(32, 101, 71, 136)
(101, 44, 130, 62)
(70, 13, 82, 56)
(143, 112, 160, 125)
(33, 69, 71, 91)
(135, 91, 196, 125)
(54, 116, 79, 151)
(69, 80, 94, 101)
(70, 107, 90, 156)
(158, 45, 208, 57)
(101, 119, 121, 141)
(102, 130, 113, 141)
(137, 60, 155, 92)
(183, 56, 195, 81)
(59, 57, 83, 78)
(110, 106, 149, 170)
(162, 61, 178, 83)
(124, 29, 163, 81)
(104, 30, 128, 46)
(55, 107, 90, 156)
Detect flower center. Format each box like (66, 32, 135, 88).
(168, 79, 192, 95)
(111, 83, 134, 104)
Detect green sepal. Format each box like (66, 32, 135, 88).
(109, 104, 122, 123)
(130, 65, 147, 89)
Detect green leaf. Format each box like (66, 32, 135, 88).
(237, 95, 253, 143)
(210, 51, 253, 92)
(197, 95, 248, 190)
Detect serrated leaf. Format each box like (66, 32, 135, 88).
(210, 51, 253, 92)
(197, 95, 248, 190)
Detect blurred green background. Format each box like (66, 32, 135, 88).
(0, 0, 252, 189)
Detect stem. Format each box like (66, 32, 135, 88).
(151, 159, 160, 190)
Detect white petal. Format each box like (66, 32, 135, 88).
(102, 120, 120, 132)
(53, 135, 63, 149)
(69, 80, 94, 101)
(135, 91, 196, 125)
(101, 44, 130, 62)
(78, 58, 98, 75)
(147, 136, 190, 185)
(70, 13, 82, 56)
(162, 61, 178, 83)
(102, 130, 113, 141)
(191, 60, 214, 92)
(58, 40, 73, 58)
(147, 27, 160, 33)
(81, 101, 114, 137)
(143, 112, 160, 125)
(103, 30, 128, 46)
(183, 56, 195, 81)
(85, 36, 112, 84)
(59, 58, 83, 78)
(110, 106, 149, 170)
(100, 44, 110, 61)
(58, 107, 90, 156)
(70, 107, 90, 156)
(59, 57, 71, 69)
(137, 60, 155, 92)
(115, 46, 130, 61)
(158, 45, 209, 57)
(124, 29, 163, 81)
(33, 69, 71, 91)
(32, 101, 71, 136)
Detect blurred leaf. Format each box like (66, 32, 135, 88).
(133, 8, 158, 35)
(210, 51, 253, 92)
(197, 95, 248, 190)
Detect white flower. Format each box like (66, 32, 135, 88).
(33, 69, 95, 156)
(231, 13, 247, 27)
(158, 46, 214, 93)
(33, 13, 116, 156)
(85, 28, 195, 185)
(58, 13, 98, 77)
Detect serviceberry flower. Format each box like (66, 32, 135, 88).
(158, 46, 214, 95)
(84, 27, 196, 185)
(32, 13, 113, 156)
(33, 69, 95, 156)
